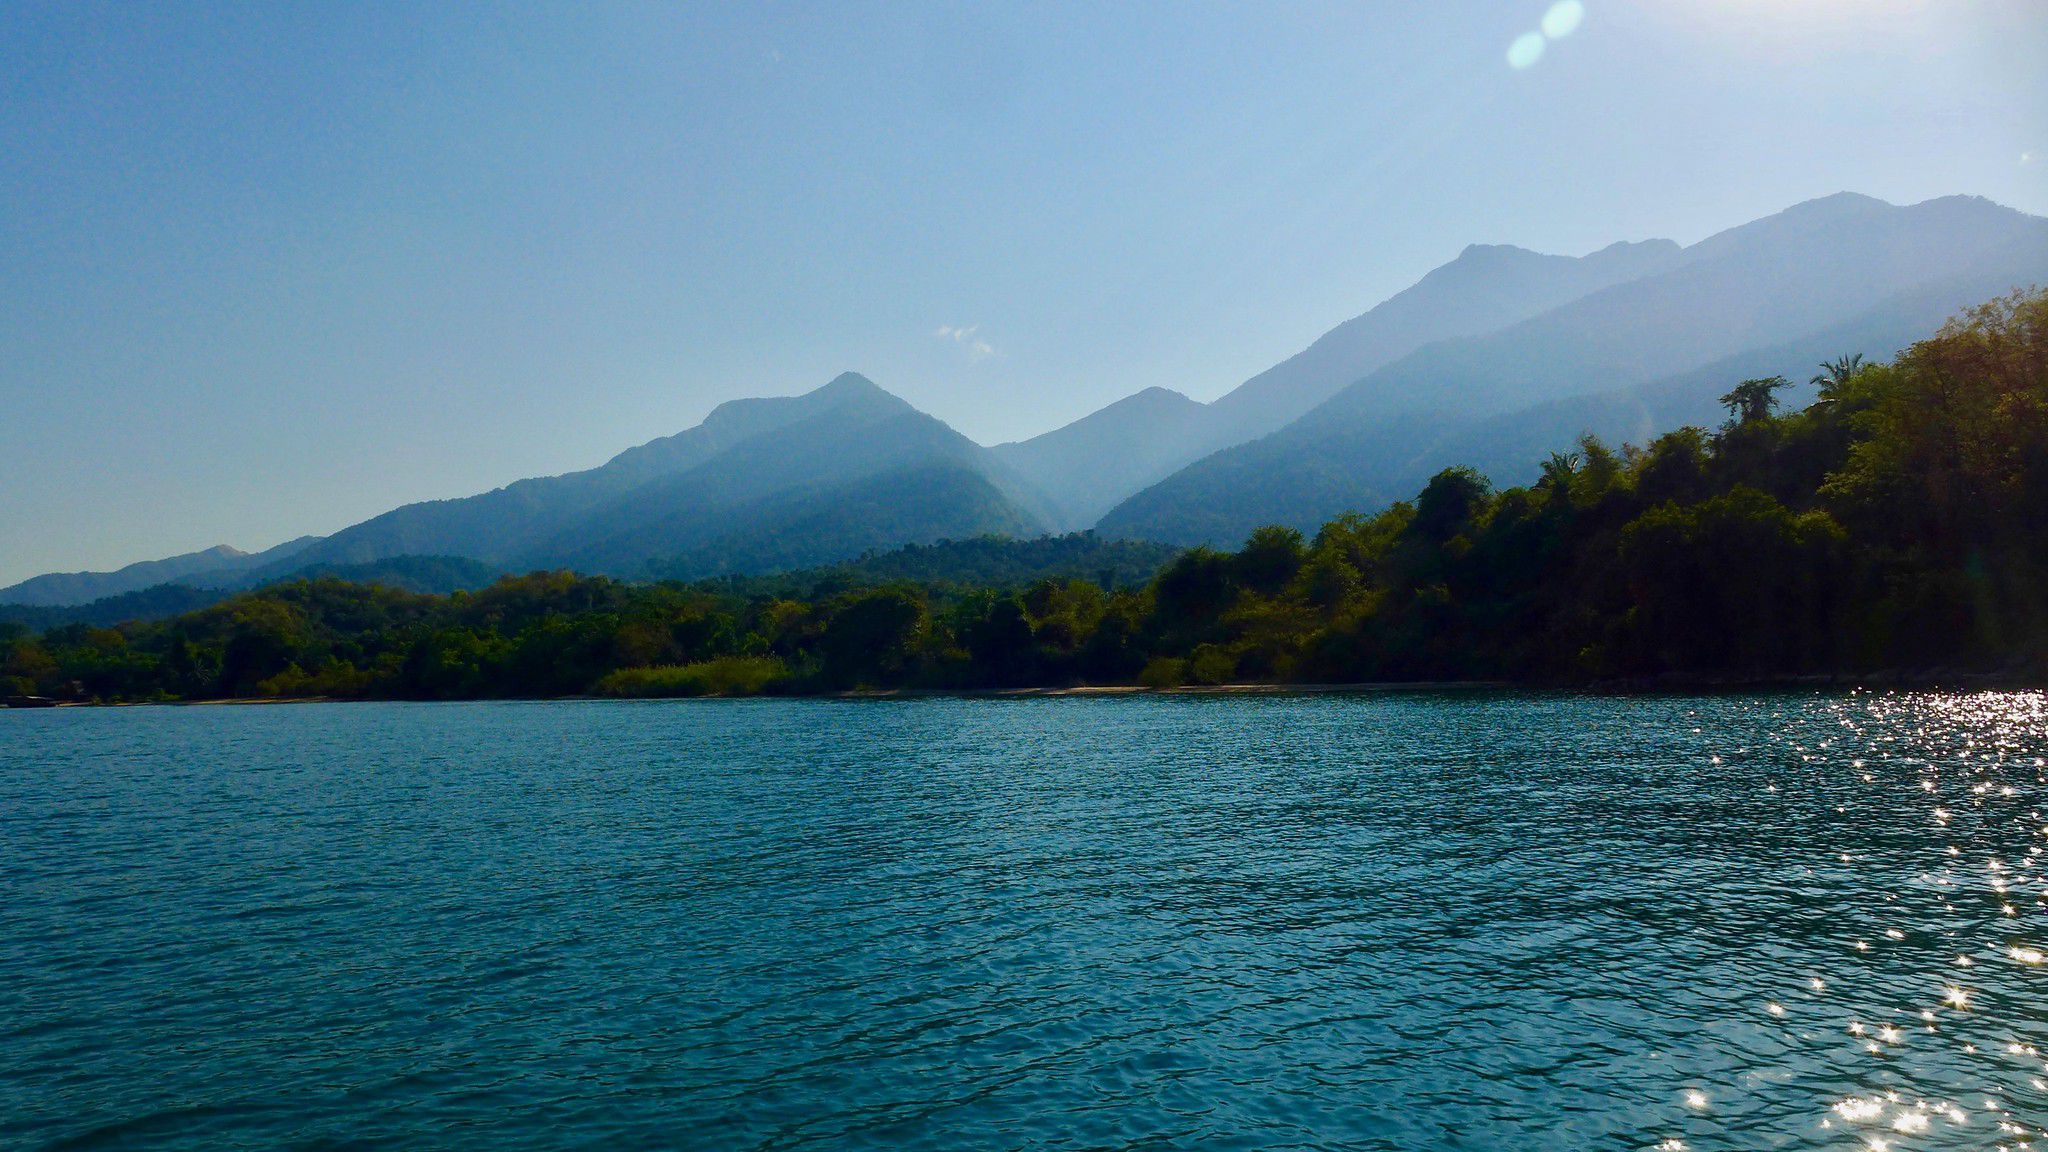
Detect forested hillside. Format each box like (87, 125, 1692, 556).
(5, 289, 2042, 702)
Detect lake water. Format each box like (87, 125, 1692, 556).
(2, 693, 2045, 1150)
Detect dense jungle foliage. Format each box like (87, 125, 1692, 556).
(5, 289, 2044, 702)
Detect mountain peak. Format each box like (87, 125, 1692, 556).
(1788, 190, 1891, 212)
(1454, 242, 1542, 263)
(806, 372, 918, 419)
(1127, 386, 1199, 405)
(799, 371, 923, 415)
(1764, 191, 1894, 227)
(813, 371, 884, 397)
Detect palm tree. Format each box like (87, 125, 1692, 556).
(1539, 450, 1580, 494)
(1719, 376, 1790, 425)
(1809, 353, 1865, 400)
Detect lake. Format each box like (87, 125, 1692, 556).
(2, 693, 2044, 1150)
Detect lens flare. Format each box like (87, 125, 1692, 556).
(1506, 31, 1546, 69)
(1542, 1, 1586, 39)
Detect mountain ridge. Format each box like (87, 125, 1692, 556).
(0, 538, 321, 607)
(250, 372, 1054, 584)
(993, 232, 1692, 527)
(14, 192, 2046, 603)
(1097, 193, 2048, 544)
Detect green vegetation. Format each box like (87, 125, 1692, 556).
(685, 533, 1181, 598)
(0, 583, 230, 634)
(5, 289, 2044, 702)
(592, 657, 790, 698)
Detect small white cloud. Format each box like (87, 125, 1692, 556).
(2024, 151, 2038, 167)
(934, 323, 997, 362)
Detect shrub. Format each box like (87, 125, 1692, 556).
(1188, 643, 1237, 685)
(1136, 656, 1186, 688)
(593, 656, 788, 698)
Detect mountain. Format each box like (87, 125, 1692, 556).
(273, 373, 889, 570)
(990, 387, 1212, 530)
(21, 192, 2040, 590)
(993, 238, 1686, 527)
(0, 537, 320, 607)
(279, 554, 507, 595)
(705, 531, 1181, 593)
(1204, 236, 1686, 434)
(1099, 193, 2048, 545)
(6, 373, 1058, 596)
(248, 373, 1053, 580)
(640, 463, 1050, 580)
(1307, 194, 2042, 426)
(0, 584, 230, 632)
(0, 555, 505, 632)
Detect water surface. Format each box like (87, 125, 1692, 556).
(3, 693, 2045, 1149)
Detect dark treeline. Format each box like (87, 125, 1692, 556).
(5, 289, 2045, 702)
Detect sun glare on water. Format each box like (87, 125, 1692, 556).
(1653, 692, 2048, 1152)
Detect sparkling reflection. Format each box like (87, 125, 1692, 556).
(1660, 690, 2048, 1152)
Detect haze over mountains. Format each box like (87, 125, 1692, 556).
(1100, 192, 2048, 543)
(9, 192, 2047, 609)
(0, 540, 320, 607)
(251, 373, 1054, 579)
(995, 234, 1686, 529)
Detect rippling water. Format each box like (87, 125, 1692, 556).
(3, 693, 2046, 1150)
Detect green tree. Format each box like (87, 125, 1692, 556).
(1233, 525, 1306, 595)
(1538, 451, 1581, 497)
(1719, 376, 1791, 425)
(1810, 353, 1865, 398)
(819, 588, 925, 687)
(1407, 467, 1491, 542)
(964, 597, 1037, 686)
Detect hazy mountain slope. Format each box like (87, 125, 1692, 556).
(1205, 237, 1685, 433)
(1415, 268, 2045, 490)
(1105, 214, 2048, 545)
(773, 533, 1182, 591)
(280, 373, 911, 570)
(990, 388, 1212, 530)
(995, 238, 1687, 529)
(0, 537, 321, 607)
(0, 555, 504, 632)
(642, 463, 1051, 581)
(549, 387, 941, 544)
(242, 372, 1051, 580)
(597, 372, 918, 487)
(0, 584, 232, 632)
(532, 380, 1055, 573)
(1314, 195, 2044, 425)
(275, 555, 506, 595)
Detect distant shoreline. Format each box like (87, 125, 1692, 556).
(14, 671, 2044, 710)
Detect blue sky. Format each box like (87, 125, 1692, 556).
(2, 1, 2044, 584)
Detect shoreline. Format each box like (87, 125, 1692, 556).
(13, 670, 2046, 709)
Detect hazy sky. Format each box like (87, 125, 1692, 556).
(3, 1, 2045, 584)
